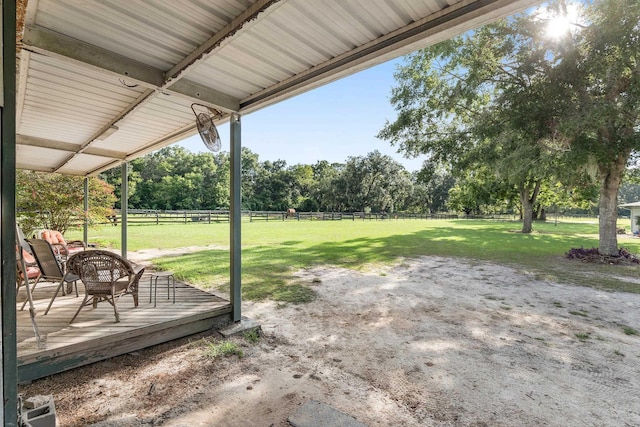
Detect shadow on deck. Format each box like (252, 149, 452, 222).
(17, 271, 232, 384)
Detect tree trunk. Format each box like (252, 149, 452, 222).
(598, 154, 628, 256)
(533, 205, 540, 220)
(522, 197, 534, 233)
(519, 180, 541, 234)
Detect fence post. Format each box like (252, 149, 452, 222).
(156, 212, 159, 225)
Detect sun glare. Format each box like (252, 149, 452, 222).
(540, 3, 582, 40)
(547, 15, 572, 39)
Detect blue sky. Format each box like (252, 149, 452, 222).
(178, 58, 426, 172)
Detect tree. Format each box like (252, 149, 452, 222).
(252, 160, 296, 211)
(553, 0, 640, 255)
(241, 147, 261, 210)
(311, 160, 344, 211)
(335, 151, 412, 212)
(17, 170, 117, 235)
(415, 161, 455, 213)
(102, 146, 230, 210)
(447, 168, 515, 215)
(289, 164, 316, 210)
(378, 10, 571, 233)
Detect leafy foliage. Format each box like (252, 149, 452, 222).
(16, 170, 116, 235)
(379, 0, 640, 247)
(101, 147, 417, 214)
(377, 5, 575, 233)
(549, 0, 640, 254)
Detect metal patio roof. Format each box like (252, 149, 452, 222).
(17, 0, 539, 176)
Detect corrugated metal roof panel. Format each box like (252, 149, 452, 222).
(33, 0, 254, 70)
(90, 96, 195, 154)
(17, 0, 541, 175)
(19, 53, 146, 144)
(58, 153, 118, 176)
(187, 0, 473, 102)
(16, 145, 72, 172)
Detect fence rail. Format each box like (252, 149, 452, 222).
(99, 210, 231, 226)
(65, 210, 601, 227)
(93, 210, 461, 225)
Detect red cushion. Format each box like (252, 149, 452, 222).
(53, 231, 66, 245)
(25, 266, 40, 279)
(22, 249, 36, 264)
(18, 266, 40, 280)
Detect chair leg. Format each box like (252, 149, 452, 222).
(111, 291, 120, 323)
(20, 277, 40, 311)
(44, 279, 66, 315)
(69, 294, 90, 324)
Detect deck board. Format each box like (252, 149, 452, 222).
(17, 271, 231, 383)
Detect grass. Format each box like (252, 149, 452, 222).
(575, 332, 591, 341)
(243, 329, 261, 344)
(201, 340, 243, 359)
(569, 310, 589, 317)
(66, 218, 640, 302)
(623, 326, 638, 336)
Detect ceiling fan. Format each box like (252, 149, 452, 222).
(191, 104, 222, 152)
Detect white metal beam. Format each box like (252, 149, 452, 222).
(21, 25, 239, 112)
(16, 135, 126, 159)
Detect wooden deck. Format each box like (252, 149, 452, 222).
(16, 271, 231, 383)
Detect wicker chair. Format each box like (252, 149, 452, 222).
(66, 250, 144, 323)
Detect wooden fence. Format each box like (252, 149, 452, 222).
(65, 210, 602, 228)
(94, 210, 460, 225)
(101, 210, 231, 226)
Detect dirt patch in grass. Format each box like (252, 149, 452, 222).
(20, 255, 640, 426)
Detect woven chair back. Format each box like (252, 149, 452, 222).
(67, 250, 135, 296)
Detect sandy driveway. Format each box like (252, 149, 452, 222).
(21, 255, 640, 426)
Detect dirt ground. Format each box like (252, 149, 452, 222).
(20, 252, 640, 426)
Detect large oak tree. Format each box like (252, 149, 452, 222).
(379, 0, 640, 248)
(555, 0, 640, 254)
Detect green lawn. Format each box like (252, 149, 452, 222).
(67, 218, 640, 301)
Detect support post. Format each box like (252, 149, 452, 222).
(120, 162, 128, 258)
(230, 114, 242, 322)
(1, 0, 18, 424)
(83, 177, 89, 245)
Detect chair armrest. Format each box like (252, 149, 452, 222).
(50, 243, 66, 256)
(66, 240, 87, 249)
